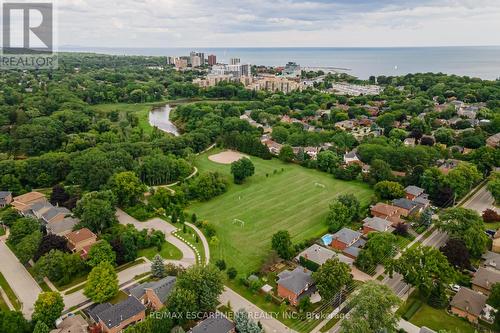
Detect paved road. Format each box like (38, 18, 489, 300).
(186, 222, 210, 264)
(116, 208, 196, 265)
(220, 286, 298, 333)
(0, 240, 42, 318)
(462, 185, 499, 214)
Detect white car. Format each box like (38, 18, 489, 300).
(449, 284, 460, 292)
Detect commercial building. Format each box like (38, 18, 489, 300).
(230, 57, 240, 65)
(208, 54, 217, 65)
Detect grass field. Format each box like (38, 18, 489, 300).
(137, 240, 183, 260)
(189, 148, 374, 275)
(0, 272, 21, 310)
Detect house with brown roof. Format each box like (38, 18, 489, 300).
(450, 287, 487, 324)
(51, 314, 88, 333)
(486, 133, 500, 148)
(329, 228, 362, 251)
(11, 191, 48, 214)
(370, 203, 403, 225)
(65, 228, 97, 257)
(471, 267, 500, 295)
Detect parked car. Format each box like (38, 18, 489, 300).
(449, 284, 460, 292)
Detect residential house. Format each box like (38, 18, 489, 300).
(11, 191, 48, 214)
(413, 195, 431, 209)
(343, 151, 362, 166)
(392, 198, 421, 216)
(370, 203, 403, 225)
(51, 315, 88, 333)
(65, 228, 97, 257)
(262, 139, 283, 155)
(0, 191, 12, 208)
(189, 313, 235, 333)
(329, 228, 362, 251)
(88, 296, 146, 333)
(46, 217, 80, 236)
(482, 251, 500, 271)
(129, 276, 176, 311)
(486, 133, 500, 148)
(277, 266, 315, 306)
(403, 138, 416, 147)
(41, 206, 71, 224)
(342, 242, 365, 260)
(335, 120, 355, 131)
(295, 244, 353, 267)
(404, 186, 425, 200)
(437, 159, 461, 175)
(471, 267, 500, 295)
(450, 287, 487, 324)
(362, 217, 394, 235)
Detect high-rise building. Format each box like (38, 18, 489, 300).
(230, 58, 241, 65)
(241, 64, 251, 77)
(190, 51, 205, 66)
(191, 55, 201, 67)
(208, 54, 217, 66)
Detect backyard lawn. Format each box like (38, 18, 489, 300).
(410, 303, 477, 333)
(189, 149, 374, 275)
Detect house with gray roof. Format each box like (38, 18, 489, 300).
(277, 266, 315, 305)
(189, 313, 235, 333)
(392, 198, 421, 215)
(46, 217, 79, 236)
(472, 267, 500, 295)
(91, 296, 146, 333)
(129, 276, 176, 311)
(450, 287, 488, 323)
(41, 206, 71, 224)
(404, 185, 425, 200)
(362, 217, 394, 235)
(0, 191, 12, 207)
(330, 228, 362, 251)
(295, 244, 353, 267)
(482, 251, 500, 271)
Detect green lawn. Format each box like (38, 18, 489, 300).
(137, 240, 183, 260)
(189, 149, 374, 275)
(0, 226, 5, 236)
(173, 224, 206, 264)
(410, 303, 477, 333)
(0, 272, 21, 310)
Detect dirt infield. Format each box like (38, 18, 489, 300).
(208, 150, 248, 164)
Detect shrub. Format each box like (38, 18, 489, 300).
(403, 300, 422, 320)
(483, 209, 500, 222)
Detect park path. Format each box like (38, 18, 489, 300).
(185, 222, 210, 264)
(0, 238, 42, 318)
(116, 208, 197, 265)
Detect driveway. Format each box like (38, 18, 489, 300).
(116, 209, 196, 265)
(219, 286, 298, 333)
(0, 240, 42, 318)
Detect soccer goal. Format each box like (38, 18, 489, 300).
(233, 219, 245, 227)
(314, 182, 326, 189)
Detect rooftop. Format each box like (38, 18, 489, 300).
(96, 296, 146, 329)
(65, 228, 96, 245)
(190, 313, 235, 333)
(296, 244, 353, 266)
(472, 267, 500, 290)
(450, 287, 487, 316)
(363, 216, 394, 233)
(405, 185, 425, 197)
(129, 276, 176, 304)
(332, 228, 362, 245)
(277, 266, 314, 295)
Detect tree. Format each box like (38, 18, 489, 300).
(74, 191, 117, 234)
(316, 150, 340, 173)
(271, 230, 294, 260)
(215, 259, 226, 271)
(374, 181, 405, 200)
(84, 262, 118, 303)
(437, 207, 488, 257)
(341, 282, 401, 333)
(488, 172, 500, 203)
(34, 250, 85, 285)
(428, 282, 448, 309)
(0, 311, 32, 333)
(389, 245, 457, 297)
(369, 159, 393, 183)
(107, 171, 146, 207)
(33, 321, 50, 333)
(337, 194, 361, 221)
(227, 267, 237, 279)
(87, 240, 116, 267)
(487, 283, 500, 309)
(15, 230, 42, 264)
(0, 207, 20, 227)
(440, 238, 470, 269)
(34, 234, 69, 261)
(313, 258, 352, 301)
(234, 308, 264, 333)
(483, 209, 500, 222)
(446, 162, 482, 199)
(7, 217, 39, 244)
(325, 200, 351, 232)
(151, 254, 166, 278)
(355, 232, 398, 273)
(278, 145, 294, 162)
(33, 292, 64, 328)
(166, 288, 198, 324)
(174, 265, 224, 312)
(393, 223, 409, 237)
(50, 184, 69, 207)
(230, 158, 255, 184)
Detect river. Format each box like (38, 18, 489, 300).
(148, 104, 180, 136)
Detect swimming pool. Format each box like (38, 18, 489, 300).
(321, 234, 333, 246)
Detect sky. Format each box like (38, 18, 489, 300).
(54, 0, 500, 48)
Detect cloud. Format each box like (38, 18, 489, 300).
(55, 0, 500, 47)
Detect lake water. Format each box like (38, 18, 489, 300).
(62, 46, 500, 80)
(148, 105, 179, 136)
